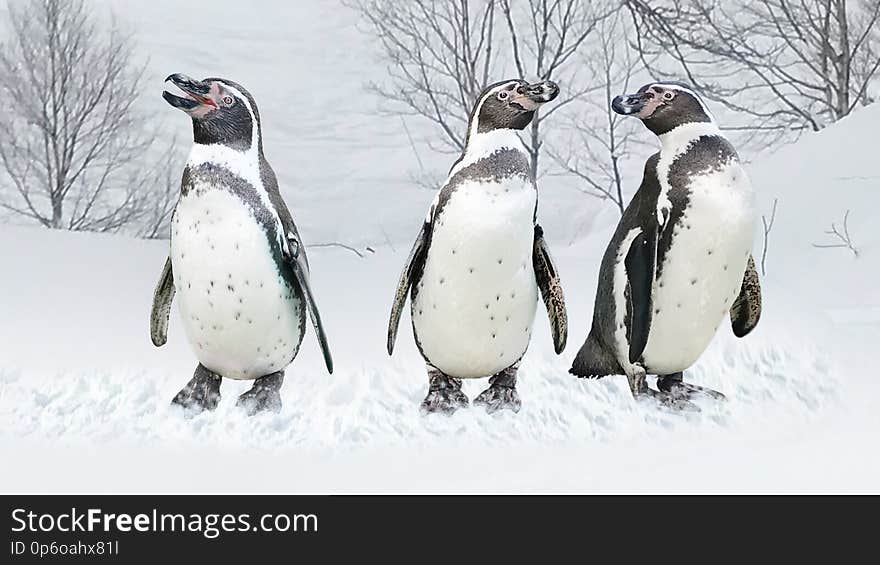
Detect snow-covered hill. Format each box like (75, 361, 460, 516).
(0, 0, 877, 493)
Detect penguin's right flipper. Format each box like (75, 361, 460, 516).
(730, 254, 762, 337)
(150, 256, 175, 347)
(533, 225, 568, 354)
(624, 222, 659, 364)
(387, 220, 432, 355)
(285, 234, 334, 374)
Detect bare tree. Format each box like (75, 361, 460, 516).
(353, 0, 612, 179)
(499, 0, 613, 177)
(549, 10, 647, 214)
(627, 0, 880, 149)
(352, 0, 498, 155)
(812, 209, 859, 256)
(135, 140, 181, 240)
(0, 0, 173, 234)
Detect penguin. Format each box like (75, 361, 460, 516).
(569, 81, 762, 409)
(387, 79, 568, 414)
(150, 74, 333, 416)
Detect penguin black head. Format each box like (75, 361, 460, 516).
(163, 74, 262, 151)
(469, 79, 560, 136)
(611, 82, 713, 135)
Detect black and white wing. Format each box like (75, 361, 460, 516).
(532, 225, 567, 354)
(150, 256, 175, 347)
(622, 155, 663, 365)
(263, 162, 334, 374)
(730, 255, 762, 337)
(387, 218, 432, 355)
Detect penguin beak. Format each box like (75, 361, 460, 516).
(612, 92, 648, 116)
(163, 74, 218, 115)
(510, 80, 560, 111)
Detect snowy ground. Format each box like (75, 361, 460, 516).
(0, 0, 877, 493)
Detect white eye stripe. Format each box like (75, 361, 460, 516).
(650, 82, 715, 121)
(466, 82, 522, 144)
(218, 84, 257, 122)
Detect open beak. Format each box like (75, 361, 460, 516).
(611, 92, 647, 116)
(511, 80, 560, 111)
(162, 74, 217, 113)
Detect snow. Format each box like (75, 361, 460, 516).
(0, 0, 877, 493)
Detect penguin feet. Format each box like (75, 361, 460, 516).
(657, 372, 727, 402)
(421, 370, 469, 415)
(640, 388, 701, 413)
(172, 364, 221, 414)
(627, 365, 700, 412)
(236, 371, 284, 416)
(474, 371, 521, 414)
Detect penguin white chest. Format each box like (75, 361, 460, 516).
(412, 177, 538, 378)
(641, 163, 756, 374)
(170, 185, 303, 380)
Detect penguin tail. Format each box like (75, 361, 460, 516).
(569, 330, 620, 379)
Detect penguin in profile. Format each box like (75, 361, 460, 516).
(151, 74, 333, 416)
(570, 82, 761, 409)
(388, 79, 568, 414)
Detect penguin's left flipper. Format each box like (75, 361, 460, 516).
(150, 256, 175, 347)
(533, 225, 567, 354)
(387, 220, 432, 355)
(284, 234, 334, 374)
(730, 255, 762, 338)
(624, 222, 659, 364)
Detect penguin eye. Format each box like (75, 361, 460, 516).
(497, 91, 509, 101)
(662, 91, 675, 101)
(222, 95, 234, 105)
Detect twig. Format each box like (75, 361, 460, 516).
(812, 209, 859, 257)
(307, 242, 375, 258)
(760, 198, 778, 275)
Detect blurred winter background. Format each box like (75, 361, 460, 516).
(0, 0, 876, 492)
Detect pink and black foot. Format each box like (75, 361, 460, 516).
(474, 367, 521, 414)
(236, 371, 284, 416)
(421, 368, 469, 415)
(172, 363, 221, 413)
(657, 372, 726, 402)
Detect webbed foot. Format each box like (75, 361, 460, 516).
(236, 371, 284, 416)
(421, 369, 468, 415)
(657, 372, 726, 402)
(474, 370, 521, 414)
(172, 364, 221, 414)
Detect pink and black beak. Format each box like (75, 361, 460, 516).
(163, 74, 218, 116)
(510, 80, 560, 111)
(611, 91, 648, 116)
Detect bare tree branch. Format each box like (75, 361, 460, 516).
(307, 242, 376, 258)
(352, 0, 613, 184)
(627, 0, 880, 151)
(761, 197, 778, 275)
(812, 208, 859, 256)
(548, 9, 648, 215)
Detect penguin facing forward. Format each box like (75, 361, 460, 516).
(569, 82, 761, 409)
(151, 74, 333, 416)
(388, 79, 568, 415)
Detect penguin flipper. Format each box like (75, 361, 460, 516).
(532, 225, 567, 354)
(285, 234, 334, 374)
(730, 255, 762, 337)
(150, 256, 175, 347)
(624, 223, 658, 365)
(387, 220, 431, 355)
